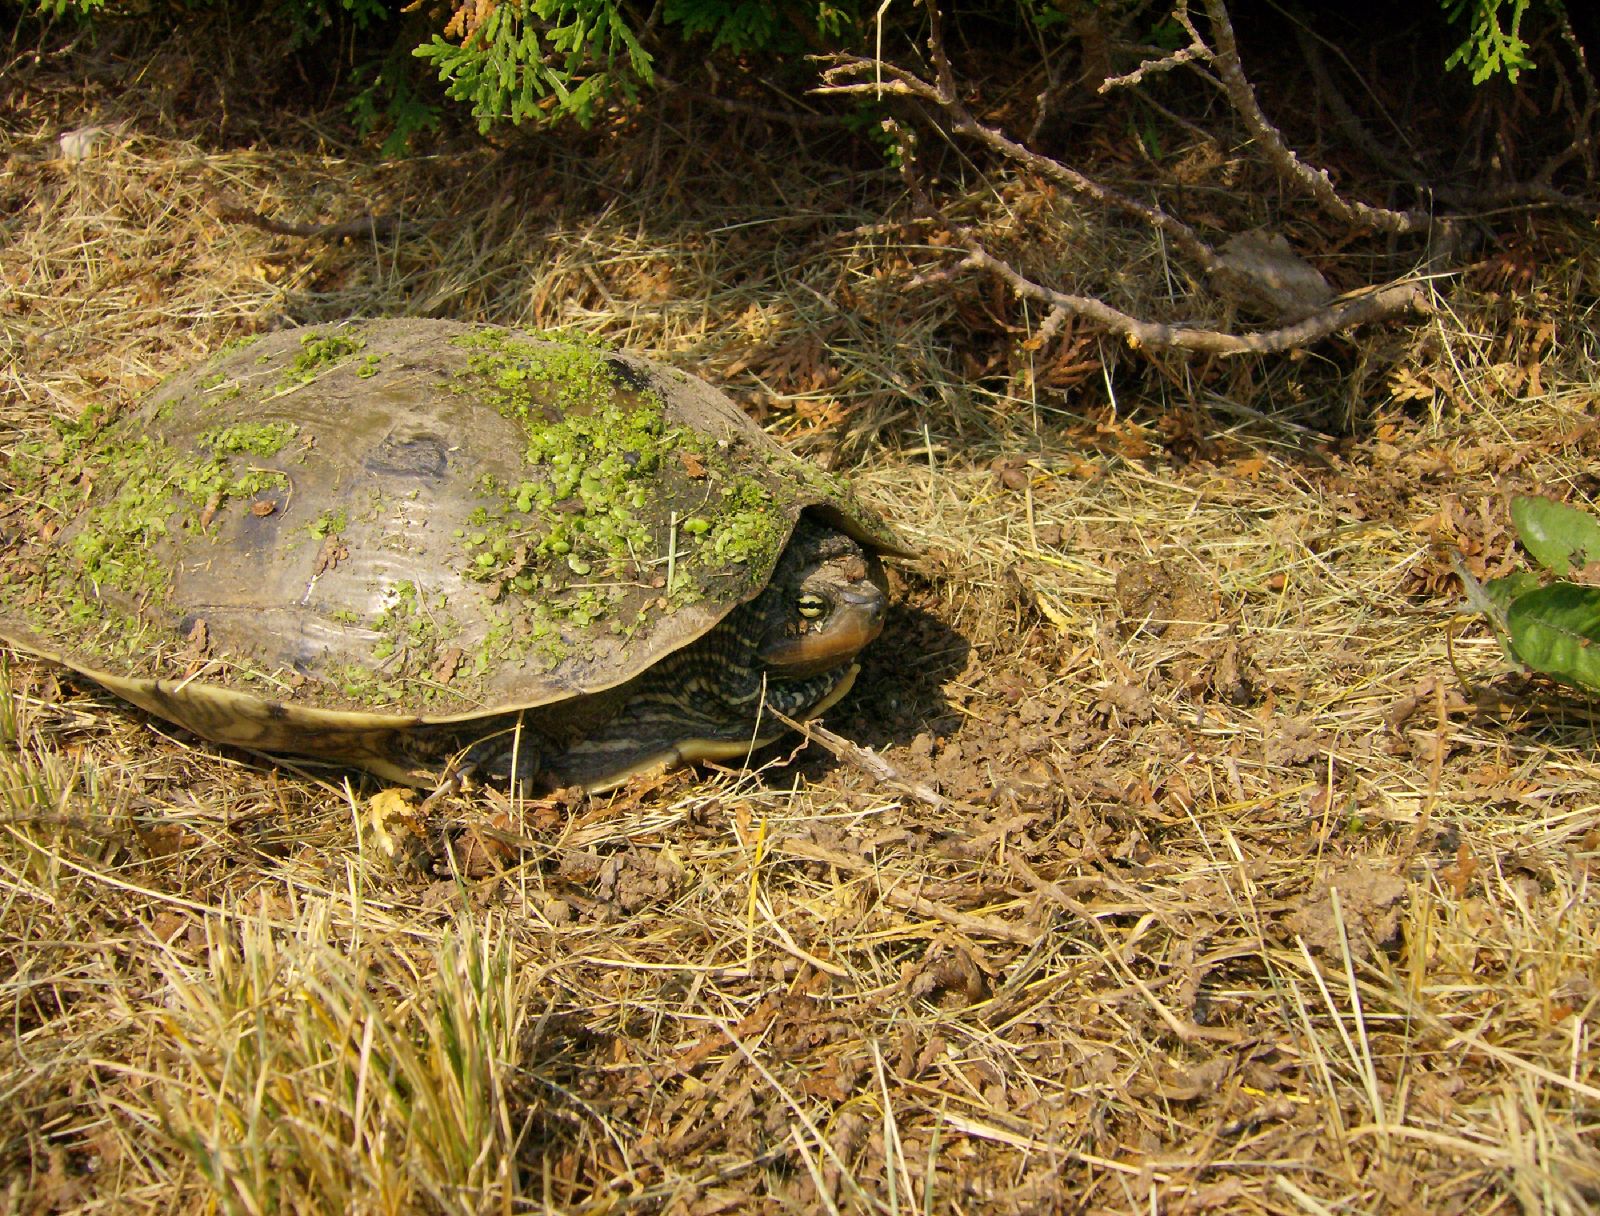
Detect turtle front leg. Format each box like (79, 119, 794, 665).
(396, 713, 553, 796)
(457, 715, 552, 795)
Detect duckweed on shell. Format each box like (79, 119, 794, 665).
(277, 331, 367, 389)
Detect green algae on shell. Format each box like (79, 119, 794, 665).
(0, 318, 909, 736)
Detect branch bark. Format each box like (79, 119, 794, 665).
(815, 0, 1450, 355)
(1196, 0, 1434, 236)
(960, 235, 1430, 355)
(817, 51, 1223, 273)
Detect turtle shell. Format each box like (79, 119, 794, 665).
(0, 319, 907, 778)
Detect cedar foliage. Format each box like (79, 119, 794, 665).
(18, 0, 1589, 139)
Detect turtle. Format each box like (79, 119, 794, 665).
(0, 318, 910, 792)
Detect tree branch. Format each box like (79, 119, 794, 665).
(957, 233, 1430, 355)
(817, 50, 1224, 273)
(1197, 0, 1434, 236)
(818, 0, 1447, 355)
(1098, 38, 1209, 94)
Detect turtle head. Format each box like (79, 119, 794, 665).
(755, 519, 888, 681)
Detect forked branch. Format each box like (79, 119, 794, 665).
(1194, 0, 1433, 236)
(959, 238, 1429, 356)
(816, 0, 1442, 355)
(818, 22, 1221, 273)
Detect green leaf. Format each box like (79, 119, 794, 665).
(414, 0, 651, 129)
(1510, 495, 1600, 576)
(1483, 570, 1541, 618)
(1442, 0, 1536, 85)
(1505, 581, 1600, 693)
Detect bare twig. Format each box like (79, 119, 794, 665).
(1547, 6, 1599, 182)
(767, 704, 946, 810)
(818, 0, 1447, 354)
(1198, 0, 1434, 236)
(1292, 19, 1426, 191)
(816, 55, 1224, 273)
(213, 199, 431, 242)
(958, 234, 1431, 355)
(1098, 38, 1209, 94)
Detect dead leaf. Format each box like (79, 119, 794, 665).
(1093, 681, 1154, 724)
(313, 533, 349, 575)
(184, 617, 210, 655)
(458, 822, 513, 877)
(1441, 842, 1478, 897)
(430, 645, 463, 684)
(138, 823, 199, 858)
(906, 942, 989, 1007)
(150, 911, 187, 942)
(1267, 717, 1326, 767)
(1138, 1055, 1231, 1101)
(198, 491, 222, 530)
(367, 788, 419, 859)
(988, 453, 1030, 491)
(1387, 366, 1441, 403)
(1286, 864, 1408, 960)
(1114, 559, 1178, 635)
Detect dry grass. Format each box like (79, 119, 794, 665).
(3, 24, 1600, 1216)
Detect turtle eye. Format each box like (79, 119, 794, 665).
(796, 592, 829, 620)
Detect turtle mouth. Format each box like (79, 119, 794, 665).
(759, 583, 887, 679)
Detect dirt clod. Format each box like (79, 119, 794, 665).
(1286, 864, 1409, 961)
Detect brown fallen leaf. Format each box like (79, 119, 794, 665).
(430, 645, 463, 684)
(150, 910, 188, 943)
(366, 788, 422, 860)
(1441, 841, 1478, 898)
(988, 453, 1030, 491)
(1287, 864, 1407, 960)
(313, 533, 348, 575)
(184, 617, 210, 655)
(180, 619, 213, 677)
(457, 817, 517, 877)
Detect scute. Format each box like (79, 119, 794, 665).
(0, 320, 907, 753)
